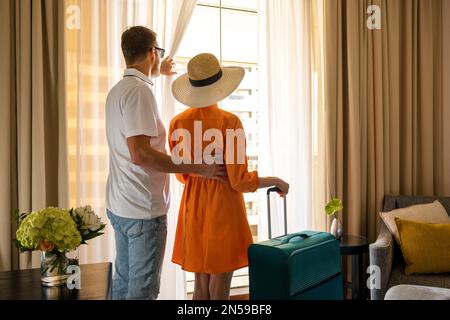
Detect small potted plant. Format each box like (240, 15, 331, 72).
(325, 198, 344, 239)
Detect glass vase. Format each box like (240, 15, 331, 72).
(40, 248, 79, 287)
(330, 215, 344, 240)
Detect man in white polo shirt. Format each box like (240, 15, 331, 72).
(105, 26, 226, 300)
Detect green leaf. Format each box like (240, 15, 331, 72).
(325, 198, 344, 216)
(82, 231, 105, 242)
(12, 209, 20, 224)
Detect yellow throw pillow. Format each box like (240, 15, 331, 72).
(380, 201, 450, 244)
(395, 218, 450, 275)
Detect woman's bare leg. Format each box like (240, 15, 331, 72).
(209, 272, 233, 300)
(193, 273, 210, 300)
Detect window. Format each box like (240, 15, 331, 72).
(65, 0, 262, 291)
(175, 0, 260, 294)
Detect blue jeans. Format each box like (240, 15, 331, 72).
(107, 210, 167, 300)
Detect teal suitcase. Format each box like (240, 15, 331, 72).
(248, 188, 343, 300)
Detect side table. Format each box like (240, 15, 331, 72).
(339, 235, 369, 300)
(0, 262, 112, 300)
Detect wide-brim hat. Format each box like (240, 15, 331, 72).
(172, 53, 245, 108)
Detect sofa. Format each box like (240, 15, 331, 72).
(370, 195, 450, 300)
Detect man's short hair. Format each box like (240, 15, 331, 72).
(121, 26, 157, 65)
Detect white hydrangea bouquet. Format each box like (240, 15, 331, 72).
(14, 206, 105, 285)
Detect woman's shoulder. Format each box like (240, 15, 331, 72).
(170, 108, 193, 126)
(170, 107, 242, 130)
(219, 109, 242, 126)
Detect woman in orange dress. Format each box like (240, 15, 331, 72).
(170, 53, 289, 300)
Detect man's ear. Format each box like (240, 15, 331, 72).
(148, 47, 156, 60)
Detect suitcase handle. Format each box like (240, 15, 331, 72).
(280, 231, 321, 244)
(280, 233, 311, 244)
(267, 187, 287, 239)
(267, 187, 282, 195)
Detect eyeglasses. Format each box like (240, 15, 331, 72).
(154, 47, 166, 58)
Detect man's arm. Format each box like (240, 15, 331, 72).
(127, 135, 227, 180)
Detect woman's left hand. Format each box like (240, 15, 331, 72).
(275, 178, 290, 197)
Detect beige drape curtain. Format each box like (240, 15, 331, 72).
(324, 0, 450, 240)
(0, 0, 68, 271)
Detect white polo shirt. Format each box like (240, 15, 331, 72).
(105, 68, 170, 220)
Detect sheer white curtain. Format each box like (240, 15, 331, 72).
(258, 0, 326, 239)
(65, 0, 197, 300)
(153, 0, 198, 301)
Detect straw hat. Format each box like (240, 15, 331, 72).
(172, 53, 245, 108)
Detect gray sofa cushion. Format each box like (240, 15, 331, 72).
(388, 264, 450, 289)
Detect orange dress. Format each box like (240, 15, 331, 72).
(169, 105, 259, 274)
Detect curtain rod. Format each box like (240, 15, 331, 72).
(197, 3, 258, 14)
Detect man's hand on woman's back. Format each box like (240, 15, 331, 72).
(195, 164, 228, 183)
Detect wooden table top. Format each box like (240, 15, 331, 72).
(0, 262, 112, 300)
